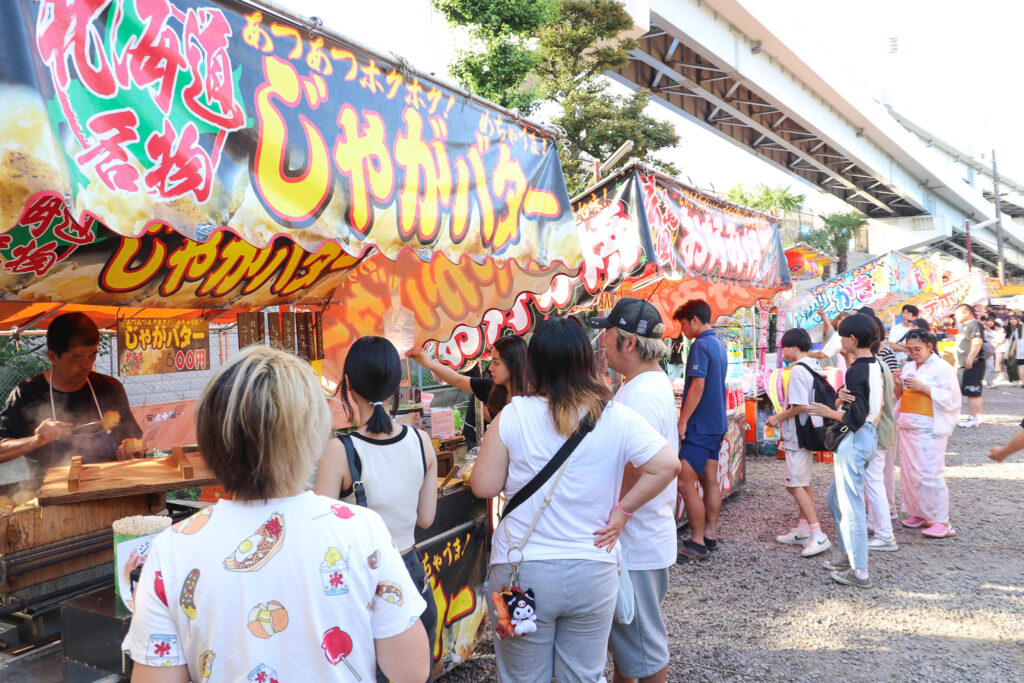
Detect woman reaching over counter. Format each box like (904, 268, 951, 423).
(315, 336, 439, 682)
(408, 336, 530, 440)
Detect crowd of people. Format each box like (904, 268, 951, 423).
(110, 296, 1024, 683)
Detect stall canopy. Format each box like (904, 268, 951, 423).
(434, 165, 792, 368)
(0, 0, 581, 385)
(789, 252, 921, 329)
(785, 244, 834, 281)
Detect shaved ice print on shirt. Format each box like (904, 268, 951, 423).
(321, 546, 350, 595)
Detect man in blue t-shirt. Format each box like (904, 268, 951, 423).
(674, 299, 728, 563)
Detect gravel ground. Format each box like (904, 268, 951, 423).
(443, 384, 1024, 682)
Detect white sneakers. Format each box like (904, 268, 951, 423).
(776, 527, 810, 545)
(800, 535, 832, 557)
(957, 415, 981, 428)
(867, 536, 899, 551)
(776, 527, 832, 556)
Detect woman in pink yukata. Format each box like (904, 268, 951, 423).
(894, 329, 961, 538)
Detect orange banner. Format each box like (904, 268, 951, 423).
(130, 400, 197, 450)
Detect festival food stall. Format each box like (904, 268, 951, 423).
(0, 0, 582, 677)
(426, 164, 792, 519)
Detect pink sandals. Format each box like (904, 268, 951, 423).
(901, 516, 927, 528)
(920, 523, 956, 538)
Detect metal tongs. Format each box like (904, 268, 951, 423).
(72, 421, 107, 435)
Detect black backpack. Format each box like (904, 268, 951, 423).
(792, 362, 841, 452)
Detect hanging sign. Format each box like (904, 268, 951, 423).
(791, 252, 921, 329)
(117, 317, 210, 375)
(433, 167, 791, 369)
(0, 0, 579, 284)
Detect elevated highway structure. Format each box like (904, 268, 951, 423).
(611, 0, 1024, 278)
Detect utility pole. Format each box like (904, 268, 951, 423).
(992, 149, 1007, 285)
(965, 219, 972, 271)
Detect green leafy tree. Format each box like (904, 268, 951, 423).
(435, 0, 557, 113)
(725, 183, 805, 215)
(434, 0, 679, 195)
(0, 337, 50, 401)
(806, 211, 868, 276)
(725, 183, 754, 207)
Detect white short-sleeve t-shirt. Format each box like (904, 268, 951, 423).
(493, 397, 667, 566)
(123, 492, 425, 681)
(613, 371, 678, 570)
(889, 322, 913, 362)
(781, 358, 823, 451)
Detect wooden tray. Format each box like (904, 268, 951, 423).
(38, 450, 217, 505)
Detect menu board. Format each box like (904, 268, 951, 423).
(117, 318, 210, 376)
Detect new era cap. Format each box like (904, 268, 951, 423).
(587, 298, 663, 338)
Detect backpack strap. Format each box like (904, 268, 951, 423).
(794, 359, 826, 381)
(338, 434, 367, 508)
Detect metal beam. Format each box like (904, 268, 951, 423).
(673, 61, 724, 72)
(940, 240, 1000, 270)
(629, 49, 900, 216)
(730, 98, 777, 107)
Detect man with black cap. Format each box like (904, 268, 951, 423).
(673, 299, 727, 563)
(589, 298, 679, 683)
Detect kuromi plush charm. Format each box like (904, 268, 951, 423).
(505, 588, 537, 635)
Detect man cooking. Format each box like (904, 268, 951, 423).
(0, 312, 143, 492)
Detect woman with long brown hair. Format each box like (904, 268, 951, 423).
(471, 318, 678, 682)
(408, 335, 529, 443)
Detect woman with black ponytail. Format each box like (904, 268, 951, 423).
(315, 336, 439, 682)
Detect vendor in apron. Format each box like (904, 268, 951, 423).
(0, 312, 144, 494)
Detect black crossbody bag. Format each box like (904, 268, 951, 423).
(499, 403, 605, 522)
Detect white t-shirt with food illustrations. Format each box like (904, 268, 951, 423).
(122, 492, 425, 682)
(781, 358, 824, 452)
(613, 371, 679, 570)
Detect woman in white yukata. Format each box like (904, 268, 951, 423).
(895, 329, 961, 538)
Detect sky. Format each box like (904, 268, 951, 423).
(279, 0, 1024, 213)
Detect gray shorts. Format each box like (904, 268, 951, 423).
(608, 567, 670, 678)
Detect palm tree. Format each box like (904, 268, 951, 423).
(818, 211, 869, 275)
(725, 183, 806, 216)
(753, 184, 806, 216)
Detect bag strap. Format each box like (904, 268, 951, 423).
(499, 403, 604, 522)
(794, 359, 825, 380)
(340, 434, 367, 508)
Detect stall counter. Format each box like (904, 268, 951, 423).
(414, 484, 489, 678)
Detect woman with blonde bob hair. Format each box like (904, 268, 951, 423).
(472, 318, 679, 682)
(123, 346, 429, 683)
